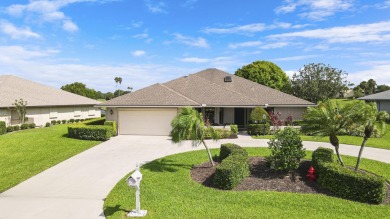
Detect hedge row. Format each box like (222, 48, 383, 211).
(67, 119, 117, 141)
(214, 144, 249, 190)
(247, 124, 270, 135)
(219, 143, 248, 161)
(312, 147, 387, 204)
(0, 121, 5, 135)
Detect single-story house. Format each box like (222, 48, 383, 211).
(99, 68, 314, 136)
(358, 90, 390, 113)
(0, 75, 101, 127)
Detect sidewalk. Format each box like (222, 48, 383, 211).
(0, 135, 388, 219)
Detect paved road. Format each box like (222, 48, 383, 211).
(0, 135, 389, 219)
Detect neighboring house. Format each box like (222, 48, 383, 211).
(0, 75, 101, 127)
(99, 68, 314, 136)
(358, 90, 390, 113)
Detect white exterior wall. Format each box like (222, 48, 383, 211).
(105, 107, 118, 123)
(3, 106, 101, 127)
(273, 107, 307, 120)
(224, 108, 235, 124)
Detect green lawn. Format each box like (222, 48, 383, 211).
(104, 148, 390, 219)
(253, 124, 390, 150)
(0, 125, 101, 192)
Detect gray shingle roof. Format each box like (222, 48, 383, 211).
(0, 75, 100, 108)
(99, 68, 314, 107)
(358, 90, 390, 100)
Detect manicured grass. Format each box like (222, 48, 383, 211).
(253, 124, 390, 150)
(104, 148, 390, 219)
(0, 125, 101, 192)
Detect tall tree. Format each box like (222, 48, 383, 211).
(170, 107, 219, 166)
(350, 102, 389, 170)
(61, 82, 97, 99)
(235, 60, 292, 93)
(301, 100, 354, 166)
(114, 77, 122, 87)
(377, 84, 390, 93)
(291, 63, 348, 103)
(13, 98, 27, 124)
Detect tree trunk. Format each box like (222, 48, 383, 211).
(202, 140, 215, 167)
(355, 137, 368, 171)
(330, 134, 344, 166)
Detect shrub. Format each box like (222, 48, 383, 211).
(204, 128, 232, 139)
(104, 121, 117, 136)
(312, 147, 334, 169)
(6, 126, 14, 132)
(62, 120, 67, 124)
(21, 123, 29, 130)
(84, 118, 105, 125)
(51, 120, 57, 125)
(247, 124, 270, 135)
(69, 119, 75, 123)
(312, 148, 387, 204)
(13, 125, 20, 131)
(214, 154, 250, 190)
(220, 143, 248, 161)
(230, 124, 238, 134)
(250, 107, 270, 124)
(0, 121, 6, 135)
(56, 120, 61, 124)
(75, 119, 80, 123)
(68, 125, 112, 141)
(266, 127, 306, 172)
(317, 161, 386, 204)
(45, 122, 51, 127)
(29, 123, 36, 129)
(80, 119, 85, 122)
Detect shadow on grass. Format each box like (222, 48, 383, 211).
(103, 204, 128, 217)
(142, 158, 192, 173)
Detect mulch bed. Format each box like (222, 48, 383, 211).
(191, 157, 390, 205)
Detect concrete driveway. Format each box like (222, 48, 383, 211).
(0, 135, 389, 219)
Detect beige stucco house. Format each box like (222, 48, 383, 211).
(99, 68, 314, 136)
(0, 75, 101, 127)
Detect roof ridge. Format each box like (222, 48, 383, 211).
(158, 83, 200, 105)
(191, 74, 263, 105)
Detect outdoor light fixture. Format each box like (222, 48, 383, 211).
(126, 163, 147, 217)
(110, 109, 113, 115)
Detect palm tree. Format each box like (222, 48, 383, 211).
(170, 107, 218, 166)
(301, 100, 354, 166)
(351, 102, 389, 170)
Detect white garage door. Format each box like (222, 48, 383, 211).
(118, 109, 177, 135)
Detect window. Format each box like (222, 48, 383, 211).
(88, 109, 95, 116)
(49, 108, 58, 119)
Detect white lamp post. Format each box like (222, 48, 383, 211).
(126, 164, 147, 217)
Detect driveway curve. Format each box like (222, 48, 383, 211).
(0, 135, 389, 219)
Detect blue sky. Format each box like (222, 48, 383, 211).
(0, 0, 390, 92)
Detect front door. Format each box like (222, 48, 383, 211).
(234, 108, 245, 128)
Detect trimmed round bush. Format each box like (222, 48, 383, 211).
(20, 123, 29, 130)
(62, 120, 67, 124)
(247, 124, 270, 135)
(45, 122, 51, 127)
(13, 125, 20, 131)
(6, 126, 14, 132)
(51, 120, 57, 125)
(0, 121, 6, 135)
(29, 123, 36, 129)
(250, 107, 270, 124)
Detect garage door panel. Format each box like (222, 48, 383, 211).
(119, 109, 177, 135)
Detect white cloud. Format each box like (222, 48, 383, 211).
(273, 55, 319, 61)
(133, 33, 149, 39)
(229, 41, 262, 49)
(350, 63, 390, 85)
(62, 20, 79, 32)
(0, 45, 191, 92)
(202, 23, 266, 34)
(145, 0, 167, 14)
(284, 70, 297, 77)
(180, 57, 210, 63)
(0, 20, 40, 39)
(171, 34, 209, 48)
(261, 42, 290, 49)
(269, 21, 390, 43)
(131, 50, 146, 57)
(275, 0, 354, 21)
(4, 0, 101, 32)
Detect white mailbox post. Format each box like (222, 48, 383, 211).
(126, 164, 147, 217)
